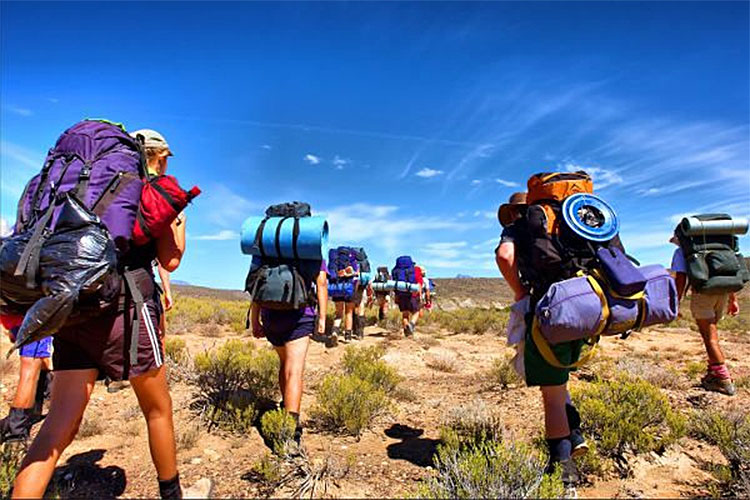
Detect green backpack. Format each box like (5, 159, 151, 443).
(676, 214, 750, 294)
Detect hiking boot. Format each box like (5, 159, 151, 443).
(106, 379, 130, 394)
(378, 309, 385, 322)
(0, 408, 32, 443)
(344, 330, 352, 342)
(701, 374, 736, 396)
(293, 425, 303, 446)
(326, 331, 338, 348)
(404, 322, 415, 337)
(570, 429, 589, 458)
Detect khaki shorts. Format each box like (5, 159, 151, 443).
(690, 292, 728, 322)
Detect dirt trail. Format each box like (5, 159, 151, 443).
(2, 320, 749, 498)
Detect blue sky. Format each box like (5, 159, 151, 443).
(2, 1, 748, 289)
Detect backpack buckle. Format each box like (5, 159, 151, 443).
(79, 163, 92, 180)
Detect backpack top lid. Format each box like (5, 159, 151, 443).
(265, 202, 311, 219)
(395, 255, 414, 268)
(527, 171, 593, 205)
(328, 246, 359, 276)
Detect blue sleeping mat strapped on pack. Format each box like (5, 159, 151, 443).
(359, 272, 372, 286)
(240, 216, 328, 260)
(371, 280, 420, 293)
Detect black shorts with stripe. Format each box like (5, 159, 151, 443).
(53, 268, 164, 381)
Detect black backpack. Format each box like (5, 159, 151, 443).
(353, 247, 371, 274)
(676, 214, 750, 294)
(375, 266, 390, 283)
(244, 202, 318, 310)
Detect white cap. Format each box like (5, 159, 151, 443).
(130, 129, 173, 156)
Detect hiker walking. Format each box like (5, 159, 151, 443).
(0, 316, 52, 444)
(246, 202, 329, 444)
(326, 246, 362, 345)
(10, 125, 204, 499)
(495, 188, 589, 490)
(392, 256, 423, 337)
(372, 266, 392, 322)
(670, 216, 748, 396)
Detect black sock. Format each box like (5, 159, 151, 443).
(565, 403, 581, 432)
(158, 473, 182, 500)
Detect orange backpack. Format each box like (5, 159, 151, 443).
(526, 171, 593, 235)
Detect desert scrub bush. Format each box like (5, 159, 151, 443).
(77, 416, 104, 438)
(311, 374, 390, 437)
(440, 398, 504, 450)
(164, 337, 188, 364)
(425, 307, 508, 335)
(260, 409, 298, 456)
(177, 424, 201, 451)
(684, 360, 705, 380)
(426, 353, 459, 373)
(167, 294, 248, 335)
(489, 354, 520, 388)
(415, 438, 564, 499)
(0, 443, 24, 498)
(614, 357, 686, 390)
(193, 339, 278, 432)
(689, 407, 750, 496)
(341, 345, 401, 393)
(572, 376, 686, 461)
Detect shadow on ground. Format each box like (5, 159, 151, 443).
(385, 423, 439, 468)
(48, 449, 126, 499)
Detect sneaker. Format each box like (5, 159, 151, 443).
(183, 478, 214, 499)
(106, 380, 130, 394)
(344, 330, 352, 342)
(404, 322, 415, 337)
(570, 429, 590, 458)
(701, 374, 736, 396)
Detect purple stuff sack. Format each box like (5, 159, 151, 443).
(535, 264, 678, 345)
(596, 246, 647, 297)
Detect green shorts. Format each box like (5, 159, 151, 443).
(524, 319, 584, 387)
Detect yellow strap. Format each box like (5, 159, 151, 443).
(584, 274, 611, 336)
(531, 318, 599, 369)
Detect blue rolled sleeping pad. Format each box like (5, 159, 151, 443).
(359, 272, 372, 286)
(371, 280, 420, 293)
(240, 215, 328, 260)
(328, 279, 356, 301)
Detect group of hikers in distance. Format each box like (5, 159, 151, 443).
(0, 120, 747, 498)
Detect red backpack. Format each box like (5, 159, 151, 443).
(133, 175, 201, 246)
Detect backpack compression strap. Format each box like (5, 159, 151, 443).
(123, 271, 163, 375)
(530, 274, 608, 369)
(254, 217, 269, 257)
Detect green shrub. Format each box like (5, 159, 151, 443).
(164, 337, 188, 364)
(260, 409, 298, 456)
(425, 307, 508, 335)
(252, 453, 283, 484)
(684, 360, 705, 380)
(194, 340, 278, 432)
(0, 444, 23, 498)
(572, 376, 686, 459)
(440, 399, 504, 450)
(311, 374, 390, 436)
(167, 294, 248, 335)
(689, 408, 750, 496)
(489, 355, 520, 388)
(341, 346, 401, 393)
(416, 439, 564, 499)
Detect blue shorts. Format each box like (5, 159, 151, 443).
(261, 309, 315, 347)
(8, 328, 53, 359)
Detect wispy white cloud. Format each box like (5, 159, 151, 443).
(423, 241, 468, 259)
(260, 144, 272, 150)
(303, 154, 321, 165)
(495, 178, 519, 187)
(416, 168, 443, 178)
(199, 183, 261, 229)
(0, 217, 12, 237)
(561, 162, 623, 190)
(0, 140, 42, 170)
(332, 155, 350, 169)
(47, 98, 60, 104)
(471, 179, 482, 186)
(191, 229, 237, 241)
(4, 105, 32, 117)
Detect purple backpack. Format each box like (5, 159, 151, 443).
(328, 246, 359, 278)
(15, 120, 146, 250)
(392, 256, 417, 295)
(1, 120, 147, 354)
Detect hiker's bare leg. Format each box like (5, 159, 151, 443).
(345, 303, 355, 331)
(12, 357, 45, 409)
(410, 311, 420, 326)
(130, 366, 178, 481)
(13, 369, 97, 499)
(541, 384, 570, 439)
(402, 311, 409, 329)
(696, 319, 725, 365)
(334, 302, 344, 328)
(274, 336, 310, 414)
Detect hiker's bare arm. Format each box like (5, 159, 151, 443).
(675, 272, 688, 301)
(316, 271, 328, 334)
(157, 215, 187, 272)
(158, 265, 173, 311)
(496, 242, 527, 301)
(728, 292, 739, 316)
